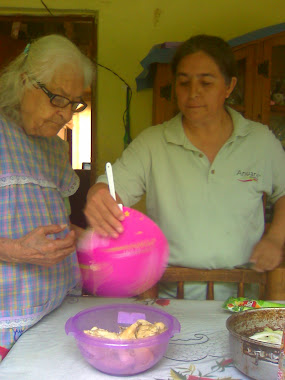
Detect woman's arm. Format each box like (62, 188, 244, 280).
(250, 195, 285, 272)
(85, 127, 155, 236)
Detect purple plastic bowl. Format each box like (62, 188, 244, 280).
(65, 303, 180, 376)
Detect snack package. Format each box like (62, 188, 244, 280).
(223, 296, 285, 312)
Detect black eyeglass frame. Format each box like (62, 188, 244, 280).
(35, 80, 87, 113)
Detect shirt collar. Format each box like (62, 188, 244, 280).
(164, 113, 193, 149)
(164, 107, 252, 147)
(226, 106, 252, 139)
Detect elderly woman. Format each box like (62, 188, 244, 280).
(84, 34, 285, 300)
(0, 34, 93, 360)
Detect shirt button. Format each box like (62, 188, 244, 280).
(211, 169, 215, 174)
(199, 153, 203, 158)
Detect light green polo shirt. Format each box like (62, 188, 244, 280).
(97, 107, 285, 273)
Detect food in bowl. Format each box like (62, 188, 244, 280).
(249, 327, 283, 345)
(65, 303, 180, 376)
(83, 319, 168, 371)
(84, 319, 167, 339)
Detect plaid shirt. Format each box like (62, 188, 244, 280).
(0, 116, 80, 345)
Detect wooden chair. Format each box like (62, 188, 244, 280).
(139, 266, 268, 300)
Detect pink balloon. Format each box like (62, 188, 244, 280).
(77, 207, 169, 297)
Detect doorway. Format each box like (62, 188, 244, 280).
(0, 14, 97, 170)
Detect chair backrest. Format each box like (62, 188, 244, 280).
(139, 266, 267, 300)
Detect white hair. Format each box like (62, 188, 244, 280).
(0, 34, 94, 124)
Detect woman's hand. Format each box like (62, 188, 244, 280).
(0, 224, 76, 267)
(250, 235, 284, 272)
(84, 183, 125, 238)
(250, 196, 285, 272)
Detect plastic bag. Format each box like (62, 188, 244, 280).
(223, 296, 285, 312)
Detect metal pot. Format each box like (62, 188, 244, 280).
(226, 308, 285, 380)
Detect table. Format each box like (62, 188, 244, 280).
(0, 296, 251, 380)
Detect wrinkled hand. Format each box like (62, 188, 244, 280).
(250, 235, 284, 272)
(84, 183, 124, 238)
(4, 224, 76, 267)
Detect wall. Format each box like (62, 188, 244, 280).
(1, 0, 285, 180)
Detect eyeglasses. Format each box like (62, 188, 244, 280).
(34, 80, 87, 113)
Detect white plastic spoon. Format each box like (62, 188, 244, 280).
(106, 162, 123, 211)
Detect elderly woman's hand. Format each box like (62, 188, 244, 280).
(84, 182, 125, 238)
(1, 224, 76, 267)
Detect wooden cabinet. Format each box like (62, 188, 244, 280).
(152, 63, 177, 125)
(229, 31, 285, 141)
(152, 31, 285, 145)
(226, 44, 256, 120)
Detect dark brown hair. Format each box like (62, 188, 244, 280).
(171, 34, 237, 85)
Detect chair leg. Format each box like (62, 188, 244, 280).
(177, 281, 184, 299)
(237, 282, 244, 297)
(207, 282, 214, 300)
(259, 283, 266, 299)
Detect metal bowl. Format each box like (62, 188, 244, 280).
(226, 308, 285, 380)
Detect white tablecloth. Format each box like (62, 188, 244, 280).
(0, 296, 250, 380)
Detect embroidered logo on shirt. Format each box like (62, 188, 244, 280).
(236, 170, 261, 182)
